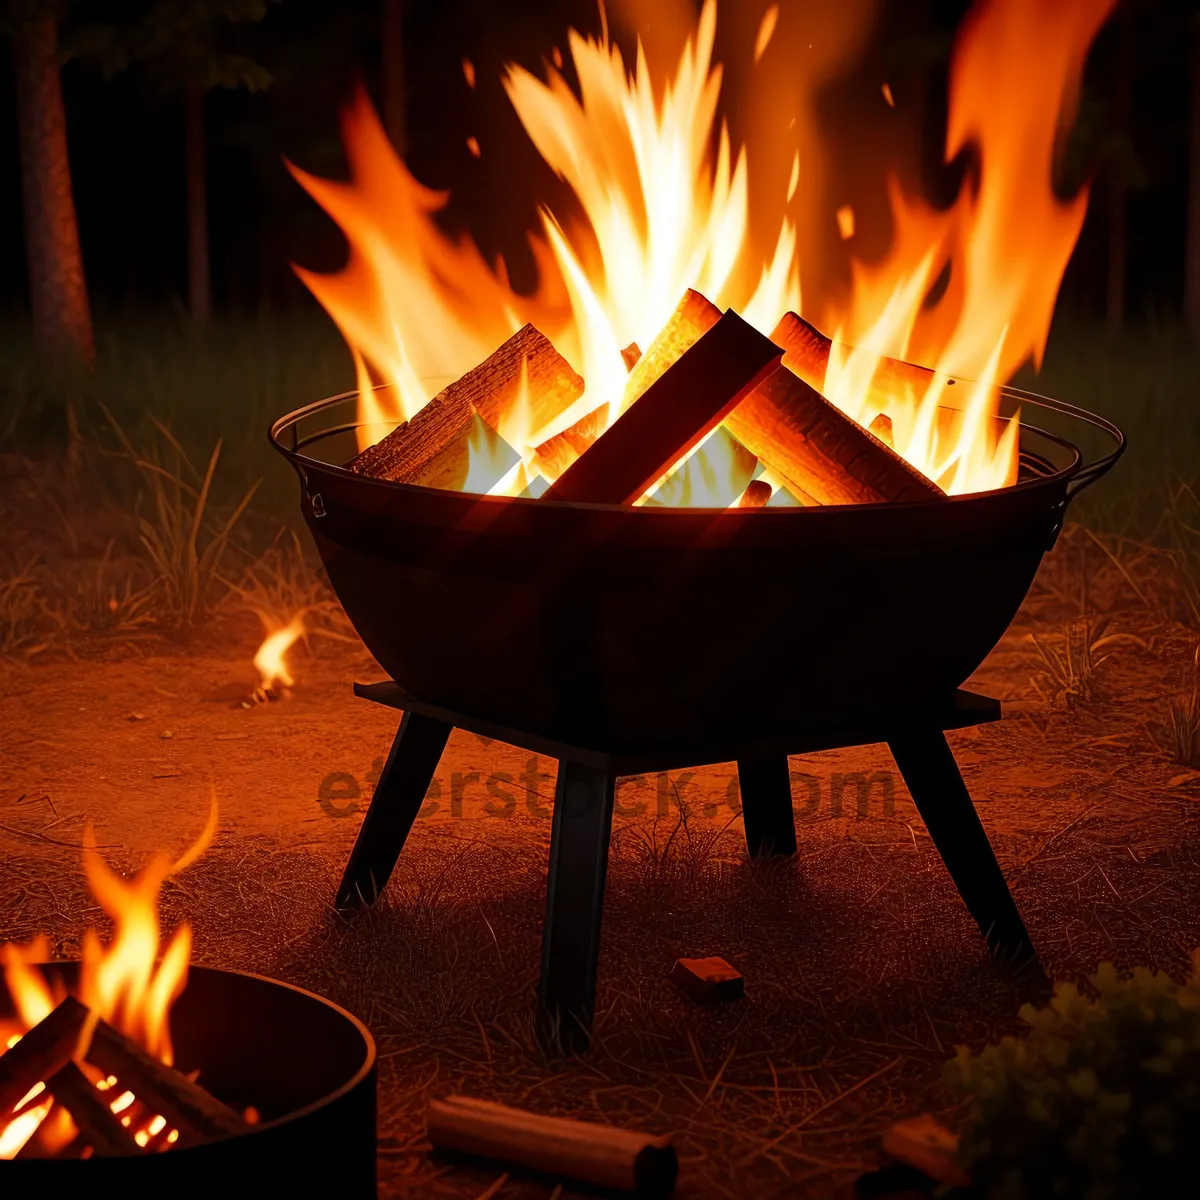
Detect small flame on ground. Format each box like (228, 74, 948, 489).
(253, 617, 306, 691)
(836, 206, 856, 240)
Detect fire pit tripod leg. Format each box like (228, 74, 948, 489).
(335, 710, 451, 910)
(887, 731, 1044, 978)
(737, 755, 798, 857)
(537, 759, 616, 1053)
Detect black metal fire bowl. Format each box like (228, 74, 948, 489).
(2, 963, 377, 1196)
(269, 383, 1122, 1049)
(270, 386, 1123, 751)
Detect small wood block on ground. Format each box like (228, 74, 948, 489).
(543, 309, 782, 504)
(427, 1094, 678, 1196)
(670, 957, 745, 1005)
(348, 324, 584, 487)
(881, 1114, 969, 1187)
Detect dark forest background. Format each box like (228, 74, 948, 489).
(1, 0, 1198, 340)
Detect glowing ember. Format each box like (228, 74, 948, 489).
(0, 795, 217, 1157)
(253, 617, 306, 691)
(290, 0, 1114, 500)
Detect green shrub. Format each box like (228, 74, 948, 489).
(944, 953, 1200, 1199)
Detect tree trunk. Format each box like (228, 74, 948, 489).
(383, 0, 406, 157)
(1187, 19, 1200, 337)
(185, 84, 211, 324)
(12, 10, 94, 363)
(1106, 9, 1131, 330)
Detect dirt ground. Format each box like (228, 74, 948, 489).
(2, 531, 1200, 1197)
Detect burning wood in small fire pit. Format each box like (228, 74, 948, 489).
(0, 798, 234, 1160)
(0, 798, 376, 1186)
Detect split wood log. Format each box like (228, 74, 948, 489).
(84, 1017, 248, 1148)
(0, 994, 88, 1116)
(771, 311, 938, 403)
(613, 290, 939, 505)
(348, 324, 584, 486)
(623, 289, 721, 404)
(543, 310, 783, 505)
(533, 292, 718, 480)
(46, 1060, 142, 1157)
(533, 405, 607, 481)
(726, 362, 944, 506)
(869, 412, 895, 446)
(737, 480, 773, 509)
(427, 1094, 678, 1196)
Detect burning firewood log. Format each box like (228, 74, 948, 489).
(348, 324, 585, 485)
(637, 293, 941, 505)
(737, 479, 773, 509)
(0, 996, 249, 1158)
(533, 291, 715, 480)
(0, 994, 87, 1115)
(623, 288, 721, 404)
(84, 1016, 249, 1147)
(427, 1094, 678, 1195)
(726, 360, 944, 505)
(46, 1060, 141, 1156)
(771, 311, 938, 405)
(543, 309, 783, 504)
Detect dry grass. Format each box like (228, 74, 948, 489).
(223, 527, 354, 646)
(0, 558, 49, 656)
(60, 541, 157, 638)
(1028, 616, 1131, 706)
(99, 407, 259, 630)
(1161, 646, 1200, 769)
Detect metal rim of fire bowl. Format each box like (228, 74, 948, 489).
(268, 379, 1125, 511)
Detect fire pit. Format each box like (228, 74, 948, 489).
(270, 0, 1128, 1051)
(1, 963, 376, 1194)
(270, 380, 1122, 1049)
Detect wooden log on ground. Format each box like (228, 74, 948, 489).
(771, 311, 938, 403)
(726, 364, 944, 506)
(0, 995, 88, 1116)
(348, 324, 584, 485)
(46, 1060, 142, 1157)
(882, 1114, 970, 1187)
(427, 1094, 678, 1196)
(669, 956, 745, 1004)
(85, 1017, 247, 1147)
(543, 310, 782, 505)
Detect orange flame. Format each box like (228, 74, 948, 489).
(291, 0, 1113, 501)
(1, 795, 218, 1157)
(253, 617, 306, 691)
